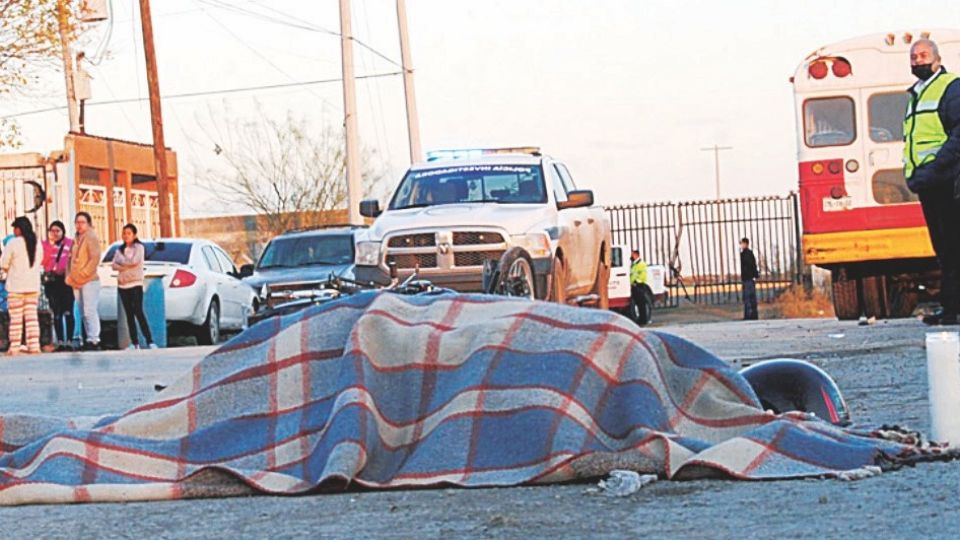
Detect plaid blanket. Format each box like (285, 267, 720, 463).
(0, 291, 946, 505)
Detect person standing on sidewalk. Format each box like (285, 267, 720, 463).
(66, 212, 102, 350)
(902, 38, 960, 325)
(740, 237, 759, 321)
(1, 217, 45, 355)
(42, 220, 75, 351)
(112, 224, 156, 350)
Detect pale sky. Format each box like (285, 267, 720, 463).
(2, 0, 959, 217)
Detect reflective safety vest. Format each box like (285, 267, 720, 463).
(630, 259, 648, 285)
(904, 70, 960, 179)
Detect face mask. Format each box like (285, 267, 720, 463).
(912, 63, 935, 81)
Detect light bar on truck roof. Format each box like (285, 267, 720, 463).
(425, 146, 542, 161)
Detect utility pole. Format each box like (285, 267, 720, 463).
(396, 0, 422, 164)
(56, 0, 81, 133)
(339, 0, 363, 225)
(700, 144, 732, 200)
(138, 0, 173, 237)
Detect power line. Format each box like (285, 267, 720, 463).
(1, 72, 403, 120)
(195, 0, 401, 67)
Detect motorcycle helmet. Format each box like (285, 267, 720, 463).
(739, 359, 851, 426)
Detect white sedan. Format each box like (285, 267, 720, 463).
(97, 238, 256, 344)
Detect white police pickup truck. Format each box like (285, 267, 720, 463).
(354, 147, 612, 306)
(608, 244, 668, 325)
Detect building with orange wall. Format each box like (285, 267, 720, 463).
(0, 133, 179, 243)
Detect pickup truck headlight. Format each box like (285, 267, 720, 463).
(355, 241, 382, 266)
(511, 233, 552, 259)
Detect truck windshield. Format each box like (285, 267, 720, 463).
(257, 234, 354, 269)
(389, 164, 546, 210)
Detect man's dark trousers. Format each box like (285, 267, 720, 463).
(919, 184, 960, 316)
(743, 279, 758, 320)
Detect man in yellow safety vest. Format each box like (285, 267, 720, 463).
(904, 38, 960, 325)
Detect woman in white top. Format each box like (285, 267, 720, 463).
(1, 217, 45, 355)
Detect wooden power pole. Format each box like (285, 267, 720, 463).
(339, 0, 363, 225)
(396, 0, 422, 164)
(56, 0, 81, 133)
(138, 0, 173, 237)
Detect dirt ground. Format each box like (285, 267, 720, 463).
(1, 306, 958, 539)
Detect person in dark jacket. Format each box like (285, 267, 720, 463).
(740, 238, 759, 320)
(903, 38, 960, 325)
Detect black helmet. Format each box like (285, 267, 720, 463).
(739, 359, 850, 426)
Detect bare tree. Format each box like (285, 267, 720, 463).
(196, 108, 384, 239)
(0, 0, 78, 148)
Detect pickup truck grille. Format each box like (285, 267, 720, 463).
(454, 250, 505, 267)
(387, 253, 438, 269)
(388, 233, 436, 248)
(453, 232, 504, 245)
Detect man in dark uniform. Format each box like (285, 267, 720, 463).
(903, 38, 960, 325)
(740, 238, 759, 320)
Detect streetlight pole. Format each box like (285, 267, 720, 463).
(339, 0, 363, 225)
(700, 144, 732, 200)
(396, 0, 422, 164)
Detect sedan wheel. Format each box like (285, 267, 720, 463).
(197, 300, 221, 345)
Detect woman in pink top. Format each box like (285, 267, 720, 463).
(42, 220, 75, 351)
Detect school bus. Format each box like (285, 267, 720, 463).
(792, 29, 960, 319)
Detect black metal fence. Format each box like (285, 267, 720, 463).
(605, 194, 803, 306)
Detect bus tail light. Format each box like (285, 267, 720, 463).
(845, 159, 859, 173)
(832, 58, 852, 77)
(830, 187, 846, 200)
(812, 162, 825, 175)
(827, 161, 842, 175)
(809, 61, 828, 80)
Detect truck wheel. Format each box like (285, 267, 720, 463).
(550, 257, 568, 305)
(491, 247, 537, 299)
(589, 255, 610, 310)
(831, 278, 860, 321)
(629, 286, 654, 326)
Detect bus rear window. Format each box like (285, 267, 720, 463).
(868, 92, 908, 143)
(804, 97, 856, 147)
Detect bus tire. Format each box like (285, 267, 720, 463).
(888, 278, 919, 318)
(861, 276, 887, 319)
(832, 278, 860, 321)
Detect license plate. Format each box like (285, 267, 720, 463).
(822, 197, 853, 212)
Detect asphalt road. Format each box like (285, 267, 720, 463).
(1, 314, 958, 539)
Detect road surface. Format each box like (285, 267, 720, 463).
(0, 315, 957, 539)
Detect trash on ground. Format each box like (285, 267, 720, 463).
(828, 333, 845, 339)
(595, 470, 658, 497)
(835, 465, 882, 481)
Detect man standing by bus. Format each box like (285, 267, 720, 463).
(904, 38, 960, 325)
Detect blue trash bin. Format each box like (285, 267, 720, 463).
(117, 275, 166, 348)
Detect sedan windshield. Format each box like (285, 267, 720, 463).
(102, 241, 192, 264)
(257, 234, 354, 269)
(389, 164, 546, 210)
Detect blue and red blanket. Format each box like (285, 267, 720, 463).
(0, 291, 945, 504)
